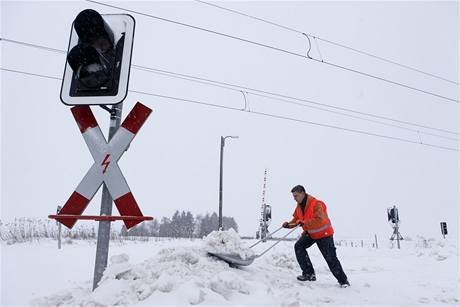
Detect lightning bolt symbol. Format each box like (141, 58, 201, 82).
(101, 154, 111, 174)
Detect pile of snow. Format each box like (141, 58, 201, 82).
(32, 246, 227, 305)
(203, 228, 255, 260)
(32, 230, 257, 306)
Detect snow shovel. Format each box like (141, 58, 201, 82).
(208, 224, 300, 266)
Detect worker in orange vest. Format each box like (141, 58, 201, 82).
(282, 185, 350, 287)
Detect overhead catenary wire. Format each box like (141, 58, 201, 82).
(1, 37, 458, 138)
(1, 67, 458, 153)
(194, 0, 460, 86)
(0, 38, 66, 54)
(0, 67, 62, 81)
(86, 0, 460, 104)
(136, 66, 458, 142)
(133, 65, 460, 137)
(248, 92, 458, 142)
(111, 92, 460, 153)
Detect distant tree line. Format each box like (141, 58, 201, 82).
(0, 212, 238, 243)
(0, 218, 116, 243)
(121, 211, 238, 238)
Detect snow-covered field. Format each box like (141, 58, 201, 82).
(1, 233, 458, 306)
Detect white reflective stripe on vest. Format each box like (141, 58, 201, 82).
(307, 222, 332, 234)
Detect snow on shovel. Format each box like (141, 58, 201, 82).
(208, 224, 300, 266)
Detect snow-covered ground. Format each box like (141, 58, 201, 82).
(1, 233, 458, 306)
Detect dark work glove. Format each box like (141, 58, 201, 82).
(282, 221, 289, 228)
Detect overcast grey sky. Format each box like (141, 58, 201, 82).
(1, 1, 459, 239)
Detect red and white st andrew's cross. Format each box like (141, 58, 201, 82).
(56, 102, 152, 229)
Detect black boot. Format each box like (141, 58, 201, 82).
(297, 273, 316, 281)
(339, 280, 350, 288)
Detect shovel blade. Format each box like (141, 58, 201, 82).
(208, 252, 256, 266)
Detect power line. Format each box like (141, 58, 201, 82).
(0, 38, 67, 53)
(1, 67, 62, 81)
(1, 37, 458, 137)
(126, 92, 460, 153)
(196, 0, 302, 35)
(195, 0, 460, 85)
(249, 92, 458, 142)
(133, 65, 459, 137)
(314, 37, 460, 85)
(1, 66, 458, 152)
(86, 0, 460, 104)
(135, 66, 458, 142)
(0, 38, 66, 54)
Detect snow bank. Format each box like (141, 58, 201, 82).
(32, 246, 224, 306)
(31, 230, 256, 306)
(203, 228, 255, 260)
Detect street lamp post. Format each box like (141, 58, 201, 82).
(219, 135, 238, 230)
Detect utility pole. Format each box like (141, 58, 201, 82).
(218, 135, 238, 230)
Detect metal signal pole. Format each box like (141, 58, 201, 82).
(259, 169, 268, 241)
(93, 103, 123, 290)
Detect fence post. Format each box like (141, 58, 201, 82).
(56, 205, 62, 249)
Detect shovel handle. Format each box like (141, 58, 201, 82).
(249, 226, 284, 248)
(256, 225, 300, 258)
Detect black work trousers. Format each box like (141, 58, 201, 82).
(294, 234, 348, 283)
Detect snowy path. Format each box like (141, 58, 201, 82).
(1, 236, 458, 306)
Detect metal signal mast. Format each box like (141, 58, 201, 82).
(387, 205, 403, 249)
(256, 169, 271, 241)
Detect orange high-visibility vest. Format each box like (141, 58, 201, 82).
(292, 196, 334, 239)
